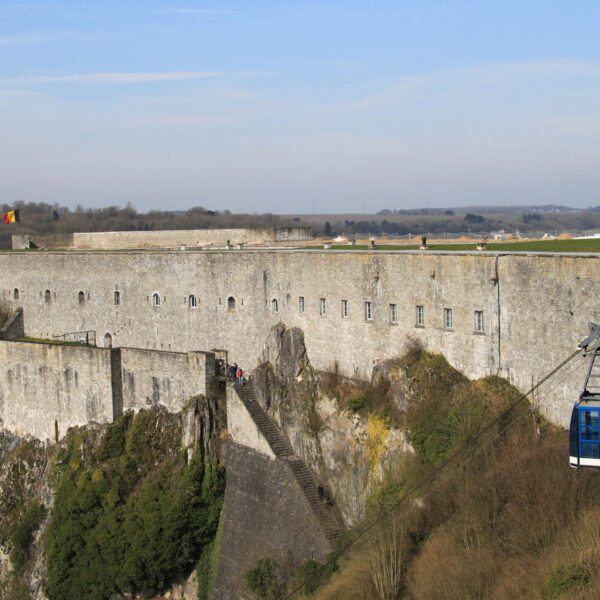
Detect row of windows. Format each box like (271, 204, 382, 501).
(14, 288, 203, 310)
(291, 296, 485, 332)
(12, 286, 484, 332)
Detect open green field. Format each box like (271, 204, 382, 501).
(308, 237, 600, 253)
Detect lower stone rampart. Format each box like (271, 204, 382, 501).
(0, 341, 114, 441)
(0, 340, 214, 441)
(12, 226, 313, 250)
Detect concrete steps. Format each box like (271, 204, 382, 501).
(233, 381, 344, 546)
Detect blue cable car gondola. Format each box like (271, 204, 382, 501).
(570, 323, 600, 468)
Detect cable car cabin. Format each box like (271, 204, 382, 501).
(570, 325, 600, 468)
(570, 400, 600, 468)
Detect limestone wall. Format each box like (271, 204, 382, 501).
(0, 249, 598, 428)
(12, 227, 313, 250)
(119, 348, 213, 413)
(0, 341, 114, 441)
(212, 442, 331, 599)
(0, 339, 214, 441)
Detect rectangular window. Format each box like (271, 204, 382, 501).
(114, 291, 120, 306)
(365, 301, 372, 321)
(320, 298, 326, 316)
(299, 296, 305, 314)
(474, 310, 484, 333)
(416, 305, 424, 327)
(389, 303, 397, 324)
(341, 299, 348, 318)
(580, 409, 600, 458)
(444, 308, 453, 329)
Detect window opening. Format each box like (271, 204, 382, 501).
(114, 291, 120, 306)
(390, 303, 397, 323)
(13, 288, 19, 300)
(152, 293, 161, 307)
(45, 290, 51, 303)
(580, 409, 600, 458)
(341, 299, 348, 318)
(78, 291, 85, 304)
(474, 310, 484, 333)
(444, 308, 453, 329)
(365, 301, 373, 321)
(320, 298, 326, 316)
(272, 298, 279, 313)
(299, 296, 305, 313)
(416, 305, 424, 326)
(189, 295, 197, 308)
(227, 296, 236, 311)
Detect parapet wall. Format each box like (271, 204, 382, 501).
(0, 341, 114, 441)
(0, 340, 214, 441)
(12, 227, 313, 250)
(0, 249, 598, 428)
(119, 347, 214, 413)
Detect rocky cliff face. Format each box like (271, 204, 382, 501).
(0, 394, 224, 600)
(254, 324, 414, 527)
(0, 431, 54, 600)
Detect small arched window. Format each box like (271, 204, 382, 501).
(104, 333, 113, 348)
(13, 288, 19, 300)
(189, 295, 197, 308)
(78, 291, 85, 304)
(227, 296, 236, 311)
(152, 293, 161, 307)
(272, 298, 279, 313)
(45, 290, 51, 303)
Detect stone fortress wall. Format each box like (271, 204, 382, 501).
(0, 249, 598, 429)
(12, 226, 313, 250)
(0, 339, 214, 441)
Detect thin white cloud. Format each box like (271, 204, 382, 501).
(158, 8, 237, 15)
(317, 59, 600, 113)
(0, 90, 22, 96)
(0, 71, 222, 85)
(0, 35, 51, 45)
(216, 87, 262, 101)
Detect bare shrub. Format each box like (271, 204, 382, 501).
(402, 335, 424, 364)
(406, 528, 495, 600)
(320, 361, 341, 400)
(368, 515, 410, 600)
(310, 550, 375, 600)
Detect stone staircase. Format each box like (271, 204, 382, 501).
(235, 382, 295, 457)
(233, 381, 344, 546)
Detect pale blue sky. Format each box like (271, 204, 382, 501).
(1, 1, 599, 213)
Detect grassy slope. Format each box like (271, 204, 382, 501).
(308, 351, 600, 600)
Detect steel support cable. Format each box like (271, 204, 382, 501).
(282, 346, 584, 599)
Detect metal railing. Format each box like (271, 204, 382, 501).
(53, 330, 96, 346)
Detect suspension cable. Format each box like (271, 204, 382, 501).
(282, 346, 584, 599)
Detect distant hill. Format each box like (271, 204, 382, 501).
(377, 204, 575, 215)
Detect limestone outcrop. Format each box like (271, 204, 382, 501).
(254, 323, 413, 527)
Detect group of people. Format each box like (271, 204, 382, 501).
(317, 484, 332, 507)
(216, 360, 245, 385)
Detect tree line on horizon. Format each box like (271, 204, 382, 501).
(0, 201, 300, 249)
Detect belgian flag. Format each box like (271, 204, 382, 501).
(3, 210, 19, 224)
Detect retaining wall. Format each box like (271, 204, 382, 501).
(0, 249, 598, 427)
(0, 340, 213, 441)
(12, 227, 313, 250)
